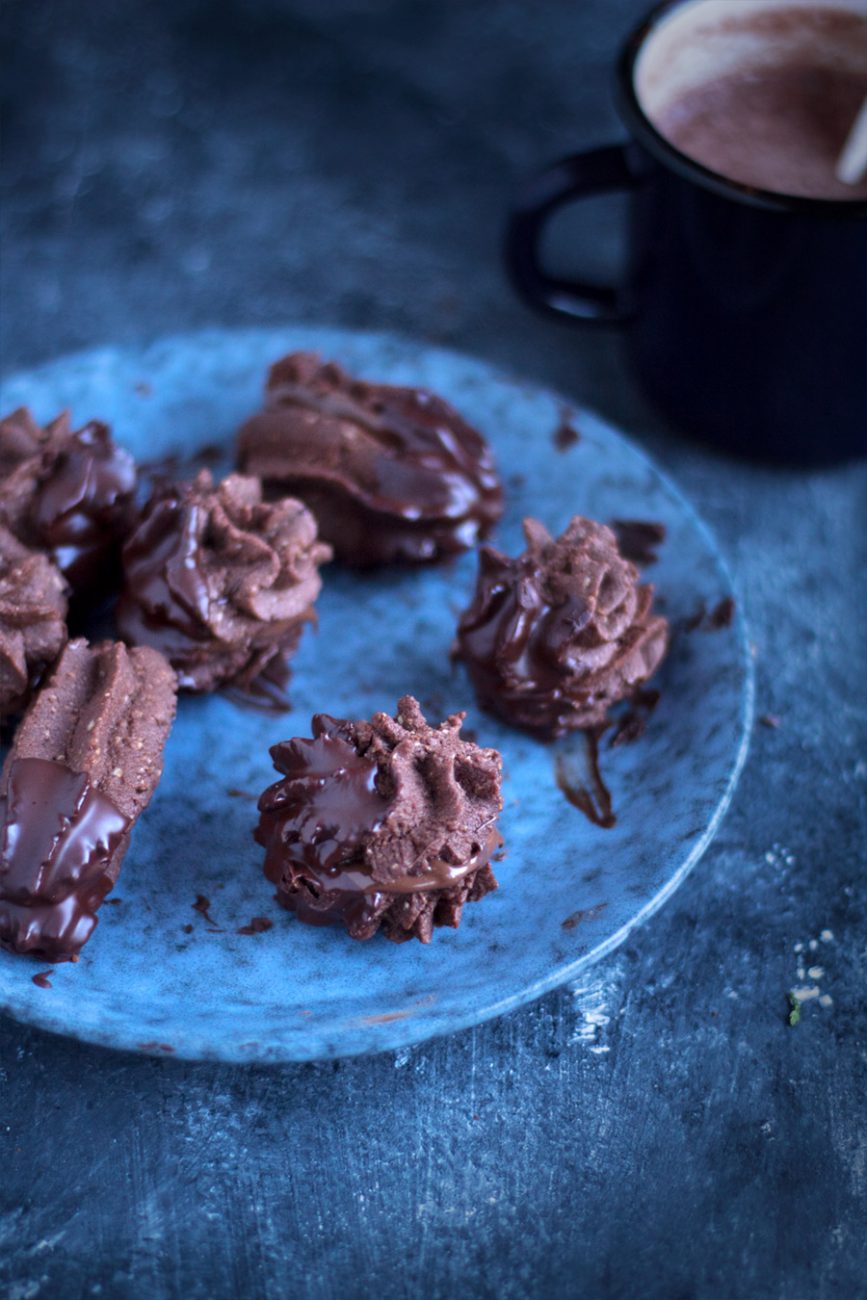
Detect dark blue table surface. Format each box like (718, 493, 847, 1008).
(1, 2, 865, 1296)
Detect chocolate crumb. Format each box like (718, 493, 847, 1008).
(192, 895, 218, 927)
(32, 971, 53, 989)
(553, 405, 581, 451)
(227, 787, 258, 800)
(685, 597, 736, 632)
(611, 520, 666, 567)
(182, 923, 194, 934)
(237, 916, 274, 936)
(709, 596, 736, 629)
(561, 902, 608, 930)
(759, 714, 781, 729)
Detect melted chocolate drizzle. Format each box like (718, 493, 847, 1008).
(555, 729, 616, 830)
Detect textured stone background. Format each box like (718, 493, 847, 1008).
(1, 1, 866, 1297)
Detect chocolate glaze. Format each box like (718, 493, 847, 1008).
(455, 517, 669, 739)
(0, 757, 131, 961)
(117, 471, 329, 696)
(0, 408, 136, 598)
(256, 696, 503, 943)
(237, 352, 503, 567)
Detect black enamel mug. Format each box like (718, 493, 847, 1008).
(506, 0, 867, 464)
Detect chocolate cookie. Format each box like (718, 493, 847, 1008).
(236, 352, 503, 566)
(255, 695, 503, 943)
(116, 470, 331, 697)
(0, 525, 68, 720)
(455, 516, 669, 738)
(0, 407, 136, 598)
(0, 638, 177, 961)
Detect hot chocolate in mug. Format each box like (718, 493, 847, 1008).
(506, 0, 867, 464)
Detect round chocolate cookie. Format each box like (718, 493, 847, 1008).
(0, 407, 136, 598)
(116, 470, 331, 697)
(455, 516, 669, 738)
(236, 352, 503, 566)
(255, 695, 503, 943)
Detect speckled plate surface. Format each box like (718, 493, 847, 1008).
(0, 327, 753, 1062)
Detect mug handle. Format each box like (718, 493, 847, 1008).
(505, 144, 639, 324)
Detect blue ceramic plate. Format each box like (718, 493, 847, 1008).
(0, 328, 753, 1062)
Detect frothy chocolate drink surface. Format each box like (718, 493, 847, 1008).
(637, 2, 867, 201)
(656, 62, 867, 200)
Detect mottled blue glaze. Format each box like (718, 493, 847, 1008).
(0, 327, 753, 1062)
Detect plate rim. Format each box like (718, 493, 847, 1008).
(0, 325, 755, 1063)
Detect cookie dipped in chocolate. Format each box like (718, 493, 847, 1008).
(236, 352, 503, 566)
(0, 638, 177, 961)
(0, 407, 136, 599)
(455, 517, 668, 739)
(255, 695, 503, 943)
(0, 760, 131, 961)
(117, 471, 331, 697)
(0, 525, 68, 721)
